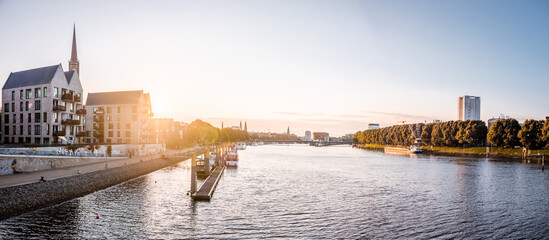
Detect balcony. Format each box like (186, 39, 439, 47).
(76, 109, 87, 115)
(74, 95, 81, 102)
(53, 130, 66, 136)
(62, 93, 74, 102)
(53, 105, 66, 111)
(62, 119, 81, 125)
(76, 132, 88, 137)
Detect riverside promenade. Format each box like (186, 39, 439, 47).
(0, 147, 198, 188)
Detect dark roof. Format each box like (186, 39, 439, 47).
(86, 90, 144, 105)
(64, 71, 75, 83)
(3, 64, 61, 90)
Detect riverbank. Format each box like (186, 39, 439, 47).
(356, 144, 549, 158)
(0, 156, 188, 221)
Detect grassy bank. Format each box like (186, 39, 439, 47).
(356, 144, 549, 158)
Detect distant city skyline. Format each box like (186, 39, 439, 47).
(1, 0, 548, 136)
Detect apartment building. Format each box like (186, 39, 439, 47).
(1, 64, 85, 144)
(84, 90, 153, 144)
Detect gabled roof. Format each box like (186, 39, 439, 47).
(86, 90, 144, 106)
(3, 64, 61, 90)
(64, 71, 75, 83)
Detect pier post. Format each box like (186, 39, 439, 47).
(191, 153, 197, 194)
(204, 148, 210, 176)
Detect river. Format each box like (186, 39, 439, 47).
(1, 144, 548, 239)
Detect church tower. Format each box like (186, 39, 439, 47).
(244, 121, 247, 132)
(287, 126, 290, 135)
(68, 24, 80, 75)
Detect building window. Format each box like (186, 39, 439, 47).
(35, 100, 41, 110)
(12, 114, 15, 124)
(132, 106, 137, 113)
(126, 131, 131, 137)
(20, 114, 23, 123)
(34, 125, 41, 135)
(107, 107, 112, 114)
(35, 113, 41, 123)
(25, 89, 32, 99)
(19, 125, 23, 135)
(54, 113, 58, 122)
(117, 116, 120, 121)
(117, 106, 121, 113)
(4, 103, 8, 112)
(19, 90, 23, 100)
(108, 131, 113, 137)
(43, 112, 47, 123)
(108, 123, 113, 129)
(54, 87, 59, 98)
(107, 115, 111, 122)
(11, 103, 14, 113)
(11, 91, 15, 100)
(4, 114, 8, 124)
(43, 87, 48, 97)
(34, 138, 40, 144)
(117, 131, 120, 137)
(44, 137, 49, 144)
(69, 103, 74, 112)
(35, 88, 41, 98)
(117, 123, 120, 129)
(19, 102, 23, 111)
(46, 124, 50, 135)
(28, 125, 31, 135)
(28, 113, 31, 123)
(25, 137, 30, 143)
(25, 101, 30, 111)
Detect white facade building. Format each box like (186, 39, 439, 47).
(458, 95, 481, 121)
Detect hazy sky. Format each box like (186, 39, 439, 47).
(0, 0, 548, 136)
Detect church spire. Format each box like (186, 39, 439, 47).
(244, 121, 247, 132)
(69, 24, 80, 75)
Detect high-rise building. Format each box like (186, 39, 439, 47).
(368, 123, 379, 130)
(303, 130, 312, 141)
(84, 90, 153, 144)
(1, 27, 85, 144)
(458, 95, 481, 120)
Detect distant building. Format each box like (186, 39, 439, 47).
(150, 118, 174, 144)
(287, 126, 290, 135)
(313, 132, 329, 142)
(458, 95, 481, 120)
(432, 120, 442, 123)
(546, 116, 549, 121)
(368, 123, 379, 130)
(84, 90, 153, 144)
(487, 114, 510, 129)
(303, 130, 312, 141)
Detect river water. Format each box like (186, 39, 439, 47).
(1, 144, 549, 239)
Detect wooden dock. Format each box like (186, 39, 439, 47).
(192, 166, 225, 201)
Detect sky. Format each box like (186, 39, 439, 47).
(0, 0, 548, 136)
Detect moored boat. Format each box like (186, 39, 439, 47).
(225, 150, 239, 167)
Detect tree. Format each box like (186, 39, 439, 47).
(518, 119, 544, 149)
(421, 124, 434, 145)
(463, 120, 487, 146)
(106, 145, 112, 156)
(431, 124, 444, 146)
(502, 119, 521, 148)
(543, 120, 549, 147)
(487, 120, 505, 147)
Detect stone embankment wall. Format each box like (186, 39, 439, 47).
(0, 144, 165, 175)
(0, 156, 126, 175)
(0, 156, 186, 221)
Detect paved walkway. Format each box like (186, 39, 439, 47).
(0, 147, 198, 189)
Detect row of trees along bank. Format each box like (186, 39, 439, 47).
(353, 119, 549, 149)
(165, 120, 250, 149)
